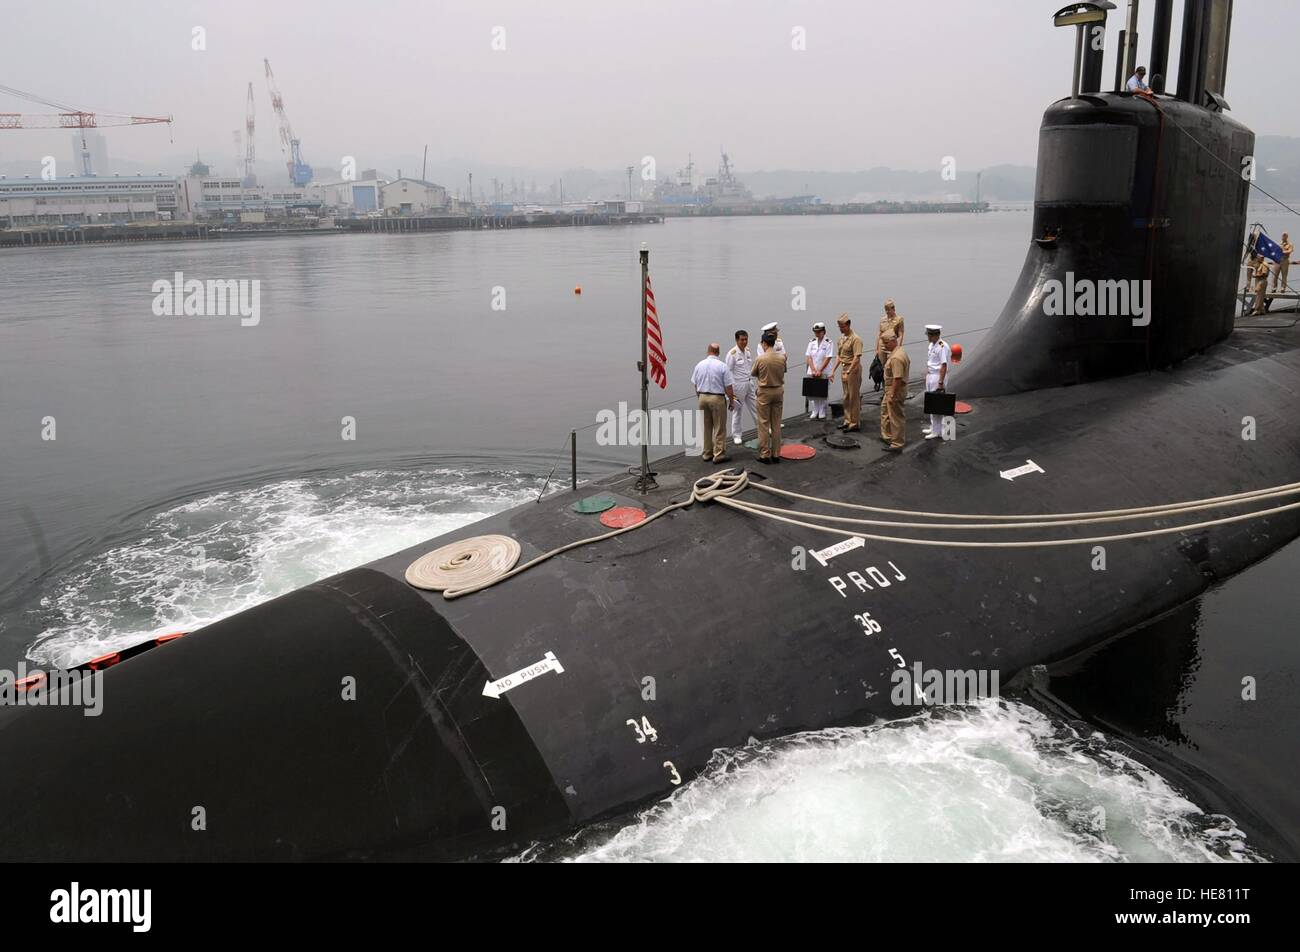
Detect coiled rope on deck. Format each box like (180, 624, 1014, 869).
(409, 470, 749, 599)
(406, 469, 1300, 597)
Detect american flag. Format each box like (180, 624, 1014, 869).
(645, 272, 667, 389)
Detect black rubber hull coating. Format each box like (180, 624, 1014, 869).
(1, 322, 1297, 861)
(1, 92, 1296, 862)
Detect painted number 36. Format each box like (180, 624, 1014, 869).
(854, 612, 882, 634)
(626, 716, 659, 743)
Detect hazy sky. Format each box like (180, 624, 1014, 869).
(2, 0, 1296, 179)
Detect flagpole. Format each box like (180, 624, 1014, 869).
(638, 243, 651, 494)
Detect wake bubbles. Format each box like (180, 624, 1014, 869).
(26, 468, 538, 668)
(515, 700, 1262, 864)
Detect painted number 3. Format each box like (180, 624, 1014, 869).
(626, 716, 659, 744)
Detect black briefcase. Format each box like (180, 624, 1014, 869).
(923, 391, 956, 415)
(802, 377, 830, 399)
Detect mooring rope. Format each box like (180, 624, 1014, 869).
(412, 470, 749, 599)
(749, 479, 1300, 521)
(406, 469, 1300, 597)
(715, 494, 1300, 549)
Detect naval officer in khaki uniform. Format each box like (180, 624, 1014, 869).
(835, 314, 863, 432)
(752, 332, 787, 463)
(880, 335, 911, 451)
(876, 299, 904, 361)
(1274, 233, 1294, 293)
(1251, 255, 1272, 315)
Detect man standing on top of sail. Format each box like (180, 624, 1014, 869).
(804, 321, 834, 420)
(835, 314, 864, 432)
(922, 324, 950, 441)
(1126, 66, 1150, 93)
(725, 329, 757, 445)
(876, 299, 904, 362)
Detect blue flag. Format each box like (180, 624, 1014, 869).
(1253, 232, 1284, 263)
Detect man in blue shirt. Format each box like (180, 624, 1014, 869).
(691, 343, 738, 463)
(1126, 67, 1149, 93)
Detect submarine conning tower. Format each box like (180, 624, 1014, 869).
(958, 0, 1253, 397)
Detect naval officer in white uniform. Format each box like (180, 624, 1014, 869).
(760, 321, 786, 356)
(923, 324, 951, 440)
(804, 321, 834, 419)
(725, 329, 757, 444)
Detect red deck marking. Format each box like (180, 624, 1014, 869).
(600, 506, 647, 528)
(780, 444, 817, 460)
(955, 401, 973, 414)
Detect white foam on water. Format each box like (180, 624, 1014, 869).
(27, 467, 538, 668)
(515, 700, 1263, 863)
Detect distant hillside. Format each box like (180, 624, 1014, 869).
(3, 135, 1295, 205)
(742, 164, 1035, 204)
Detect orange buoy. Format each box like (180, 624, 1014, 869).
(574, 286, 582, 295)
(951, 343, 963, 362)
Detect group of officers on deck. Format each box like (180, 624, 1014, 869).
(689, 300, 952, 464)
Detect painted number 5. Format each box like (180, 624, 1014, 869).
(888, 648, 906, 668)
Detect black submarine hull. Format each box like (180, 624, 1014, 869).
(1, 319, 1297, 861)
(3, 18, 1298, 856)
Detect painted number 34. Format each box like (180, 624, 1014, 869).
(626, 716, 659, 743)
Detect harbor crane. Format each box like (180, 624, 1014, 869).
(263, 59, 312, 187)
(243, 82, 256, 185)
(0, 81, 171, 177)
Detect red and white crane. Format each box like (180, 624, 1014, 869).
(0, 82, 171, 177)
(263, 59, 312, 186)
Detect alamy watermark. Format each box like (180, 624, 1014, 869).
(595, 401, 703, 451)
(1042, 272, 1151, 327)
(50, 883, 150, 932)
(151, 271, 261, 326)
(0, 664, 103, 716)
(890, 663, 1000, 706)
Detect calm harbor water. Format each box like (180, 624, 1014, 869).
(1, 208, 1296, 860)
